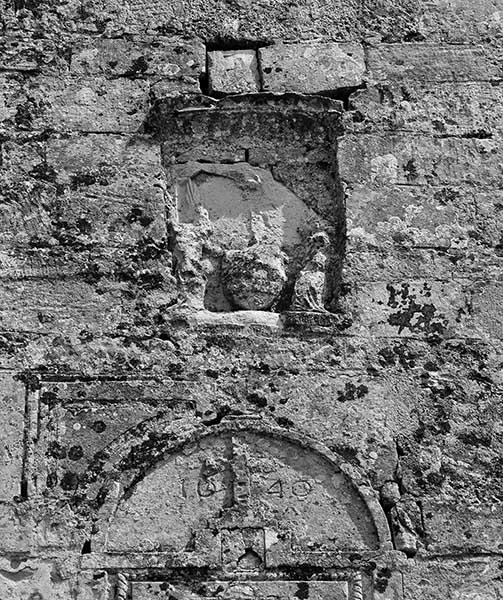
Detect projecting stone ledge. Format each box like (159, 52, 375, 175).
(259, 42, 365, 93)
(208, 49, 261, 94)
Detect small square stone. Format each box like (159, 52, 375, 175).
(208, 49, 260, 94)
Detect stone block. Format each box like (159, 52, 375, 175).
(346, 82, 503, 137)
(367, 43, 502, 84)
(70, 37, 205, 95)
(44, 134, 164, 202)
(474, 188, 503, 248)
(420, 0, 503, 43)
(0, 373, 26, 501)
(259, 42, 365, 93)
(0, 249, 88, 283)
(470, 280, 503, 339)
(0, 139, 46, 175)
(346, 184, 476, 250)
(0, 177, 57, 249)
(346, 249, 449, 285)
(1, 0, 81, 35)
(359, 0, 423, 42)
(19, 76, 150, 133)
(345, 248, 453, 283)
(0, 34, 70, 73)
(270, 373, 410, 476)
(0, 557, 76, 600)
(0, 73, 25, 128)
(345, 280, 469, 338)
(345, 246, 503, 285)
(0, 174, 164, 251)
(422, 499, 503, 555)
(0, 505, 33, 552)
(0, 280, 126, 334)
(1, 135, 166, 251)
(208, 49, 260, 94)
(61, 0, 359, 42)
(403, 558, 503, 599)
(338, 133, 503, 187)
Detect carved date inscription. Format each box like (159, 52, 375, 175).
(178, 441, 316, 507)
(196, 476, 223, 498)
(189, 475, 314, 501)
(105, 431, 380, 554)
(266, 479, 313, 499)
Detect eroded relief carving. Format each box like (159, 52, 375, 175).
(170, 162, 330, 313)
(152, 95, 344, 320)
(291, 231, 331, 312)
(380, 482, 419, 557)
(90, 428, 395, 599)
(103, 431, 381, 556)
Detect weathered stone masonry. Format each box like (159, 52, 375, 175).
(0, 1, 503, 599)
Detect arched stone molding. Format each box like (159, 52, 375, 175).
(83, 417, 392, 558)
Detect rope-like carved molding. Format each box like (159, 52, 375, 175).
(352, 571, 363, 600)
(116, 572, 129, 600)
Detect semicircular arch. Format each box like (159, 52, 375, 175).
(86, 418, 392, 559)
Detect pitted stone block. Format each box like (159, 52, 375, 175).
(71, 37, 205, 95)
(367, 44, 502, 84)
(259, 42, 365, 93)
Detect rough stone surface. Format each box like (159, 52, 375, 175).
(208, 49, 260, 94)
(222, 246, 288, 310)
(367, 44, 502, 83)
(0, 2, 503, 600)
(0, 374, 25, 501)
(346, 82, 503, 137)
(339, 134, 503, 187)
(259, 42, 366, 93)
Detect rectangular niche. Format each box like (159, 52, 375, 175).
(151, 95, 344, 318)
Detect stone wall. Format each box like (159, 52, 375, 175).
(0, 1, 502, 599)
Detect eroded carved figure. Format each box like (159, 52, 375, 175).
(291, 231, 330, 312)
(222, 244, 288, 311)
(380, 481, 418, 557)
(169, 178, 220, 310)
(168, 163, 334, 314)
